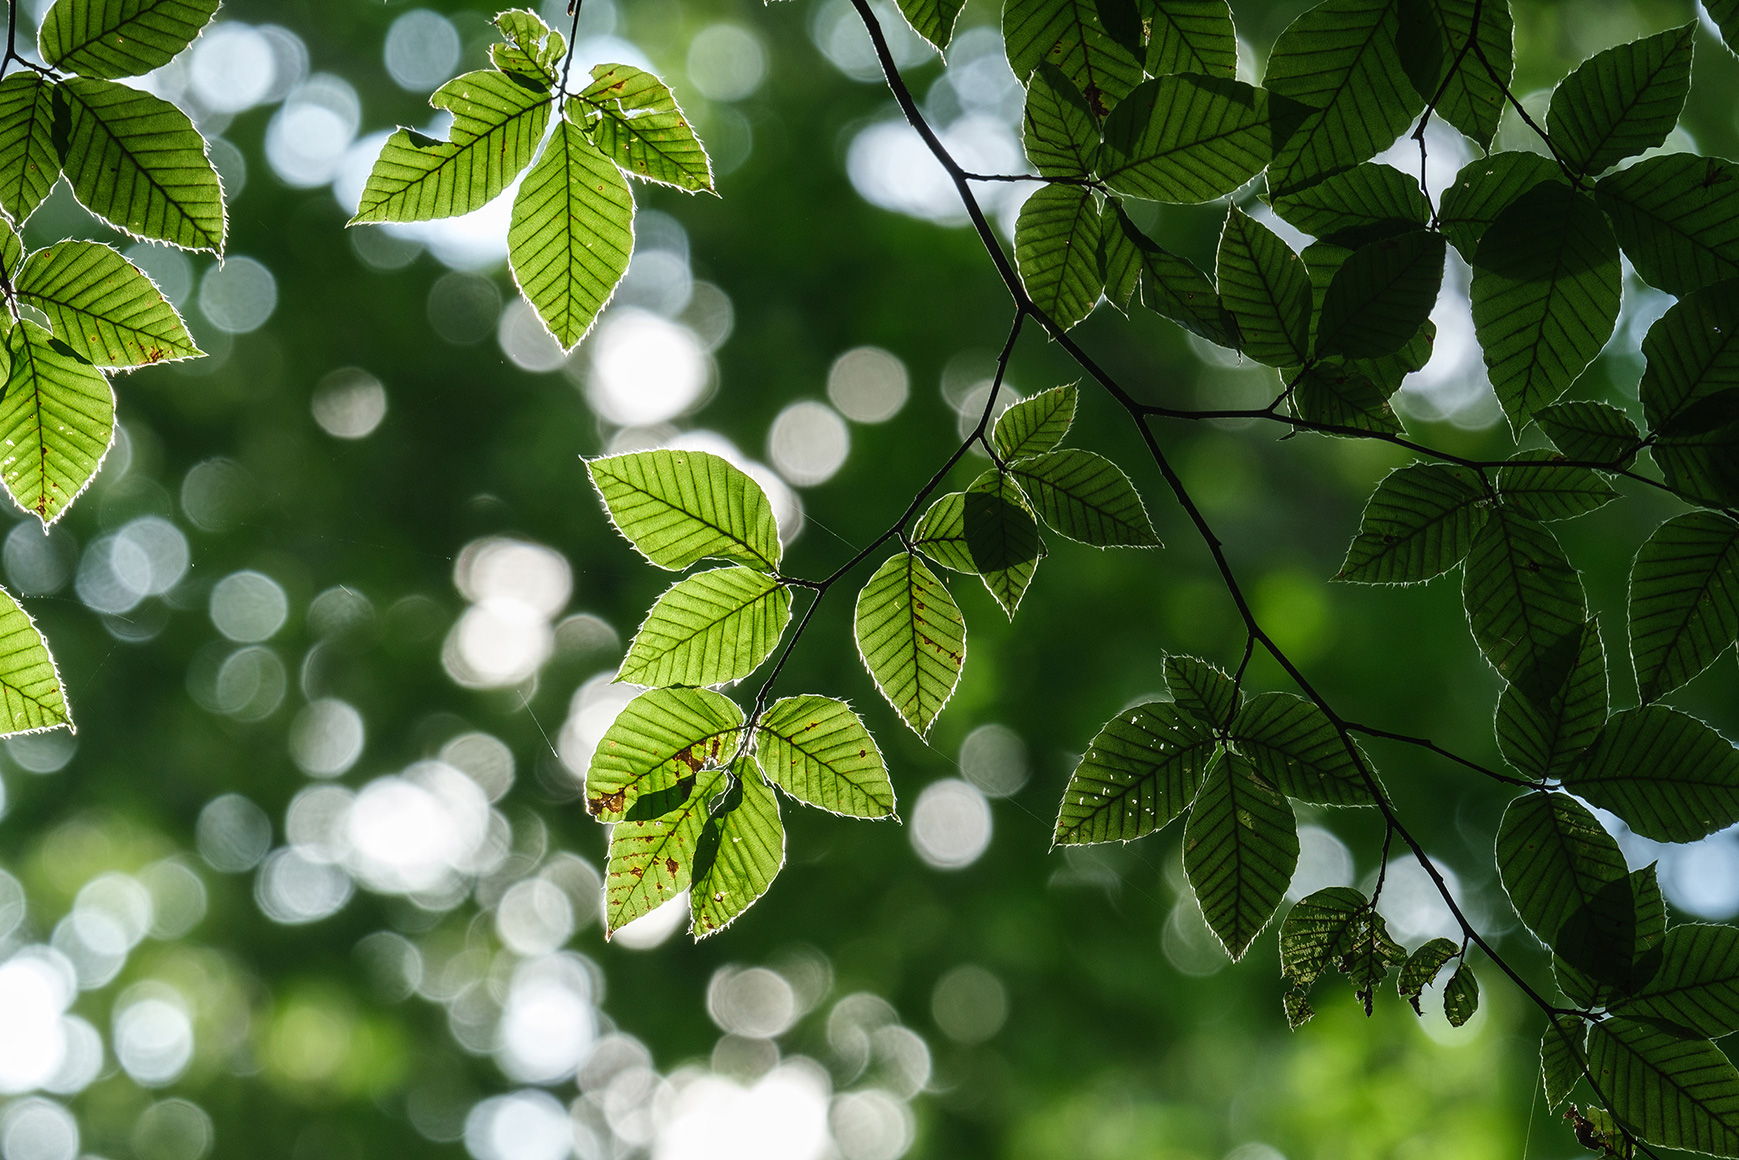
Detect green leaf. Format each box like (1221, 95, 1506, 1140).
(897, 0, 967, 51)
(1335, 463, 1488, 585)
(1399, 938, 1459, 1013)
(0, 587, 71, 736)
(1616, 925, 1739, 1040)
(691, 757, 785, 938)
(1495, 620, 1606, 780)
(1231, 691, 1375, 805)
(0, 74, 61, 225)
(1120, 210, 1240, 347)
(1588, 1017, 1739, 1155)
(38, 0, 219, 78)
(492, 9, 565, 82)
(15, 241, 199, 369)
(1262, 0, 1421, 196)
(1003, 0, 1143, 117)
(1280, 885, 1402, 1021)
(1009, 447, 1160, 547)
(912, 491, 978, 575)
(1566, 706, 1739, 844)
(1536, 401, 1643, 469)
(964, 470, 1045, 616)
(1546, 23, 1695, 180)
(1315, 230, 1445, 359)
(1054, 701, 1218, 844)
(1345, 319, 1435, 395)
(1442, 963, 1479, 1026)
(583, 686, 743, 822)
(1097, 74, 1273, 204)
(1164, 653, 1240, 730)
(577, 65, 714, 193)
(351, 70, 550, 225)
(588, 449, 782, 573)
(1142, 0, 1236, 77)
(1270, 163, 1429, 246)
(58, 77, 224, 254)
(1496, 451, 1620, 522)
(618, 567, 791, 689)
(756, 695, 895, 819)
(0, 321, 113, 527)
(1595, 154, 1739, 297)
(1438, 151, 1566, 261)
(1711, 0, 1739, 57)
(508, 117, 634, 351)
(1095, 0, 1144, 58)
(1099, 201, 1141, 310)
(1542, 1014, 1588, 1110)
(604, 764, 724, 934)
(1397, 0, 1513, 149)
(1553, 864, 1668, 1005)
(1461, 507, 1587, 705)
(1631, 511, 1739, 703)
(1640, 278, 1739, 439)
(1015, 185, 1104, 330)
(1470, 182, 1621, 429)
(1184, 754, 1298, 960)
(995, 383, 1078, 459)
(1217, 206, 1311, 366)
(1023, 63, 1100, 178)
(854, 553, 966, 738)
(1495, 790, 1628, 955)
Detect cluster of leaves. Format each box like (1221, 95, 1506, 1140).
(350, 8, 714, 350)
(0, 0, 240, 742)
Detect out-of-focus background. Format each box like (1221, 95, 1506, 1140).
(0, 0, 1734, 1157)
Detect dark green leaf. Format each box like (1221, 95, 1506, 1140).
(1462, 507, 1587, 705)
(588, 449, 783, 572)
(1616, 925, 1739, 1040)
(1630, 512, 1739, 704)
(691, 757, 785, 938)
(1546, 23, 1695, 179)
(1023, 63, 1100, 178)
(1262, 0, 1421, 196)
(583, 686, 743, 822)
(1588, 1017, 1739, 1155)
(1231, 691, 1376, 805)
(996, 384, 1078, 462)
(605, 764, 724, 934)
(1535, 401, 1643, 469)
(38, 0, 219, 78)
(58, 76, 225, 253)
(1280, 885, 1402, 1020)
(1141, 0, 1237, 77)
(1184, 753, 1299, 960)
(1217, 206, 1310, 366)
(756, 695, 895, 819)
(1099, 201, 1141, 310)
(577, 65, 714, 193)
(1553, 864, 1668, 1005)
(1122, 210, 1240, 346)
(1710, 0, 1739, 58)
(1496, 450, 1620, 521)
(618, 566, 791, 688)
(1566, 706, 1739, 843)
(1003, 0, 1143, 117)
(1443, 963, 1478, 1026)
(509, 116, 634, 350)
(1495, 790, 1628, 956)
(1470, 182, 1621, 428)
(1164, 653, 1240, 730)
(1399, 938, 1459, 1013)
(1097, 74, 1273, 204)
(1640, 278, 1739, 437)
(0, 321, 112, 527)
(1015, 184, 1104, 329)
(963, 469, 1045, 616)
(1344, 319, 1435, 395)
(1054, 701, 1218, 844)
(854, 553, 966, 737)
(16, 240, 199, 368)
(1315, 230, 1445, 359)
(1336, 463, 1487, 584)
(1438, 151, 1566, 261)
(1270, 163, 1429, 246)
(0, 74, 60, 225)
(898, 0, 967, 50)
(1595, 154, 1739, 296)
(1397, 0, 1513, 149)
(1543, 1014, 1588, 1110)
(1293, 363, 1404, 434)
(1654, 427, 1739, 509)
(1495, 620, 1606, 780)
(1009, 447, 1160, 547)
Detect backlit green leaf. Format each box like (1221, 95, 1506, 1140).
(854, 553, 966, 737)
(1542, 1014, 1587, 1110)
(1470, 182, 1621, 428)
(756, 695, 895, 819)
(1142, 0, 1236, 77)
(1315, 230, 1445, 359)
(58, 76, 225, 253)
(1588, 1017, 1739, 1155)
(583, 686, 744, 822)
(1443, 963, 1478, 1026)
(1629, 512, 1739, 704)
(1009, 447, 1160, 547)
(509, 116, 634, 350)
(491, 9, 565, 82)
(1495, 620, 1606, 780)
(38, 0, 219, 78)
(1637, 278, 1739, 507)
(1595, 154, 1739, 297)
(1281, 885, 1402, 1022)
(897, 0, 967, 51)
(0, 587, 71, 737)
(578, 64, 714, 193)
(1615, 925, 1739, 1040)
(1461, 507, 1587, 705)
(1397, 0, 1513, 149)
(1535, 401, 1643, 468)
(0, 74, 60, 225)
(1015, 184, 1104, 330)
(588, 449, 782, 573)
(1546, 23, 1695, 179)
(1335, 463, 1487, 585)
(604, 764, 724, 934)
(1566, 706, 1739, 844)
(963, 470, 1045, 616)
(1097, 74, 1273, 203)
(1438, 151, 1565, 261)
(1004, 0, 1143, 117)
(1184, 753, 1299, 959)
(994, 383, 1078, 459)
(1164, 653, 1240, 730)
(0, 321, 113, 527)
(15, 241, 200, 368)
(618, 567, 791, 689)
(691, 757, 785, 937)
(1399, 938, 1458, 1012)
(1054, 701, 1218, 844)
(1120, 209, 1240, 346)
(1023, 63, 1100, 177)
(1270, 162, 1429, 246)
(1496, 790, 1629, 956)
(1496, 451, 1619, 522)
(1231, 691, 1375, 805)
(1217, 206, 1310, 366)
